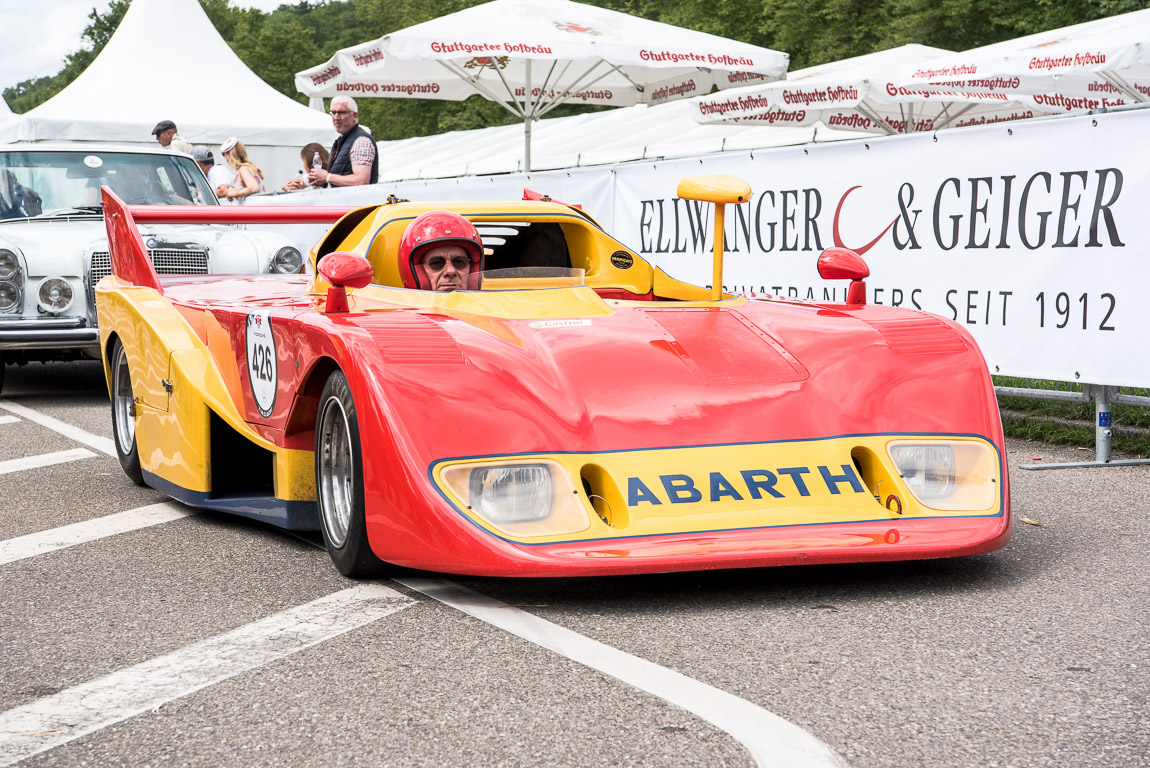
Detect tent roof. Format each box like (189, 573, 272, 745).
(376, 99, 860, 180)
(0, 0, 332, 146)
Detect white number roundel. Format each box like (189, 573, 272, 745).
(245, 309, 277, 417)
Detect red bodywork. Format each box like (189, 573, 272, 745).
(103, 195, 1011, 577)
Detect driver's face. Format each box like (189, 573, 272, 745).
(419, 245, 471, 292)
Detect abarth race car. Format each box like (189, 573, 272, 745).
(96, 176, 1010, 577)
(0, 144, 305, 393)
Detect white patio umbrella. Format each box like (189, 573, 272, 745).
(690, 45, 1057, 134)
(901, 9, 1150, 108)
(295, 0, 788, 170)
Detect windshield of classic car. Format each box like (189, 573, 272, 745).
(0, 150, 217, 219)
(478, 266, 585, 290)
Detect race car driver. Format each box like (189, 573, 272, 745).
(399, 210, 484, 292)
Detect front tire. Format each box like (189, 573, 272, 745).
(109, 338, 145, 486)
(315, 370, 387, 578)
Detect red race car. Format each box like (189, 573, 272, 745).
(97, 175, 1009, 577)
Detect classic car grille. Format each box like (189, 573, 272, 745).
(88, 248, 209, 311)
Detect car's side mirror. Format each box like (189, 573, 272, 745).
(817, 247, 870, 305)
(676, 175, 753, 301)
(318, 251, 374, 313)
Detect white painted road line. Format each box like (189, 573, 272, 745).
(0, 584, 414, 767)
(0, 502, 195, 567)
(0, 399, 116, 457)
(0, 415, 19, 425)
(398, 577, 846, 768)
(0, 448, 96, 477)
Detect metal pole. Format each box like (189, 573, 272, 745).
(524, 60, 532, 172)
(1095, 385, 1112, 463)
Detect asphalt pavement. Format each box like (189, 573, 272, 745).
(0, 360, 1147, 768)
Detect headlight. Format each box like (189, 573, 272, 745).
(0, 280, 19, 312)
(270, 246, 304, 274)
(37, 277, 74, 313)
(887, 441, 997, 511)
(0, 249, 18, 280)
(470, 464, 553, 523)
(439, 459, 590, 537)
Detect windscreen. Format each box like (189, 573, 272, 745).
(0, 150, 218, 219)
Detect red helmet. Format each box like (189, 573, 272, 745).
(398, 210, 483, 290)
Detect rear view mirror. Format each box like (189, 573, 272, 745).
(817, 247, 869, 305)
(318, 251, 373, 313)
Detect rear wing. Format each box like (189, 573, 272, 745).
(99, 187, 355, 294)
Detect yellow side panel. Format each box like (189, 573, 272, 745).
(98, 280, 315, 499)
(276, 449, 316, 502)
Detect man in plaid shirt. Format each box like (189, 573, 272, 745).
(310, 95, 379, 187)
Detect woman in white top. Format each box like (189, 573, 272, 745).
(218, 137, 265, 203)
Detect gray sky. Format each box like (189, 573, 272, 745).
(0, 0, 290, 98)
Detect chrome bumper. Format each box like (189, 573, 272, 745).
(0, 316, 100, 350)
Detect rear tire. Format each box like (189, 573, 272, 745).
(315, 370, 387, 578)
(109, 338, 145, 486)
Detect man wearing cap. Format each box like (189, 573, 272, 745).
(152, 120, 193, 155)
(308, 96, 378, 188)
(192, 146, 232, 194)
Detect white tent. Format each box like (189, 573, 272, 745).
(375, 99, 860, 181)
(0, 0, 334, 187)
(690, 45, 1058, 134)
(902, 9, 1150, 108)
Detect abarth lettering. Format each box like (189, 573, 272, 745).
(627, 464, 865, 506)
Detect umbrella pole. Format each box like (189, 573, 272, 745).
(525, 60, 533, 172)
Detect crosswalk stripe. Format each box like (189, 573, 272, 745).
(0, 502, 194, 566)
(0, 448, 96, 477)
(0, 584, 414, 767)
(398, 577, 846, 768)
(0, 399, 116, 457)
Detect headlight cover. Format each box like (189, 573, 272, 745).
(270, 246, 304, 274)
(0, 249, 19, 281)
(887, 440, 997, 511)
(37, 277, 74, 313)
(0, 280, 20, 312)
(439, 459, 590, 537)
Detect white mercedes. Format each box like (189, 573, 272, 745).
(0, 144, 304, 392)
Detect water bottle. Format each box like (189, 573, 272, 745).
(310, 152, 323, 188)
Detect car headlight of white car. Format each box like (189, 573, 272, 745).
(0, 248, 23, 313)
(37, 277, 74, 313)
(269, 246, 304, 274)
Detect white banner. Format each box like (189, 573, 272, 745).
(611, 109, 1146, 388)
(262, 109, 1149, 388)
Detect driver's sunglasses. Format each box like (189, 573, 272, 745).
(423, 255, 470, 271)
(330, 110, 354, 116)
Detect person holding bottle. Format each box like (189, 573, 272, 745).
(309, 96, 377, 188)
(281, 143, 330, 191)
